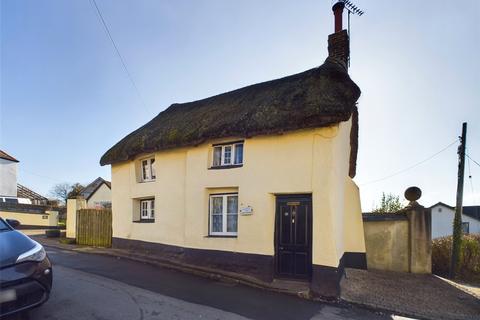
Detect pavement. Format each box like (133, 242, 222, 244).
(341, 268, 480, 320)
(23, 233, 479, 320)
(22, 235, 480, 320)
(8, 247, 399, 320)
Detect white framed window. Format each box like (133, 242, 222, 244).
(209, 194, 238, 236)
(140, 199, 155, 220)
(212, 142, 243, 167)
(141, 158, 156, 181)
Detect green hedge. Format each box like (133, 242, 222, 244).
(432, 234, 480, 284)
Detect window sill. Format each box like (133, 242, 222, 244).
(138, 180, 156, 183)
(205, 235, 238, 238)
(133, 219, 155, 223)
(209, 164, 243, 170)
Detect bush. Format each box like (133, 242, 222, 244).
(432, 234, 480, 284)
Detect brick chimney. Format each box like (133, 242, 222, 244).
(327, 1, 349, 70)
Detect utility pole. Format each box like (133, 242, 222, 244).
(450, 122, 467, 278)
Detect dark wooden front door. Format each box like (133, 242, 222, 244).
(275, 195, 312, 279)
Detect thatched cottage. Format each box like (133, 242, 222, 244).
(101, 3, 366, 297)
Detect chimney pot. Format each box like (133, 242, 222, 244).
(332, 1, 345, 33)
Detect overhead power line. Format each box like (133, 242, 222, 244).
(467, 154, 480, 168)
(19, 168, 64, 183)
(360, 139, 459, 186)
(89, 0, 151, 113)
(466, 152, 477, 202)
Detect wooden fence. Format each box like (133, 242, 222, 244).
(76, 209, 112, 247)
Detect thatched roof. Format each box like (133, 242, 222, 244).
(100, 59, 361, 168)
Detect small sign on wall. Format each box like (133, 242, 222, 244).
(239, 206, 253, 215)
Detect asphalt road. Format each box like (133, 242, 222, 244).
(14, 247, 399, 320)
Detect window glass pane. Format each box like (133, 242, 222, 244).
(223, 146, 232, 164)
(213, 147, 222, 166)
(212, 215, 223, 232)
(150, 159, 156, 179)
(462, 222, 469, 234)
(211, 197, 223, 214)
(227, 196, 238, 213)
(234, 144, 243, 164)
(141, 201, 147, 218)
(142, 160, 148, 180)
(227, 214, 238, 232)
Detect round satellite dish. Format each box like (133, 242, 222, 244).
(405, 187, 422, 202)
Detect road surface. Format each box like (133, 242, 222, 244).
(13, 247, 403, 320)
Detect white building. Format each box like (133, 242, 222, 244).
(78, 177, 112, 209)
(0, 149, 59, 227)
(430, 202, 480, 239)
(0, 150, 19, 201)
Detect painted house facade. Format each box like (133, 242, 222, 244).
(0, 149, 58, 227)
(78, 177, 112, 209)
(430, 202, 480, 239)
(101, 7, 365, 297)
(0, 150, 19, 201)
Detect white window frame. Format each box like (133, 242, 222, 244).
(209, 193, 238, 236)
(212, 142, 243, 167)
(141, 158, 156, 182)
(140, 199, 155, 220)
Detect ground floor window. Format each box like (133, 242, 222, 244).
(462, 222, 469, 234)
(209, 194, 238, 236)
(140, 199, 155, 220)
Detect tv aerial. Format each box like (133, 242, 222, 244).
(343, 0, 365, 16)
(332, 0, 365, 66)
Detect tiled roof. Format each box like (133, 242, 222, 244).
(463, 206, 480, 222)
(0, 150, 19, 162)
(17, 184, 48, 201)
(79, 177, 111, 200)
(430, 202, 480, 222)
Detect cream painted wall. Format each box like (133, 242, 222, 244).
(86, 183, 112, 208)
(343, 177, 366, 253)
(111, 119, 365, 268)
(0, 210, 58, 227)
(0, 158, 17, 197)
(66, 198, 86, 238)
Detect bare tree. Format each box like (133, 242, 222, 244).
(68, 183, 84, 199)
(49, 183, 84, 205)
(49, 183, 71, 205)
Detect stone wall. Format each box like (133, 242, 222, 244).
(363, 196, 432, 274)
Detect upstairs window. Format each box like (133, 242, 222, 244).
(212, 142, 243, 167)
(209, 194, 238, 236)
(141, 158, 156, 182)
(140, 199, 155, 220)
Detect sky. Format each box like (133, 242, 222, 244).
(1, 0, 479, 210)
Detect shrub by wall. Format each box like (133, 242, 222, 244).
(432, 234, 480, 284)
